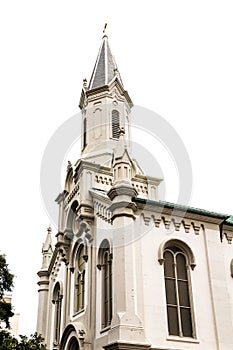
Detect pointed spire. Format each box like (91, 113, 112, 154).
(113, 127, 130, 161)
(42, 226, 53, 254)
(88, 35, 123, 90)
(111, 127, 135, 187)
(107, 128, 138, 215)
(41, 226, 53, 270)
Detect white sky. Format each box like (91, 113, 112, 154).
(0, 0, 233, 336)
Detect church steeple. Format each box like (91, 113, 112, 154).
(88, 35, 124, 90)
(79, 35, 133, 165)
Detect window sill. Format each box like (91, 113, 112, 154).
(167, 336, 199, 344)
(73, 309, 85, 317)
(100, 326, 111, 334)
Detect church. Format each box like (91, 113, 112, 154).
(36, 34, 233, 350)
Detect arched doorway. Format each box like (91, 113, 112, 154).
(59, 325, 80, 350)
(67, 336, 79, 350)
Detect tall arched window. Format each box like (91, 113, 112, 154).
(103, 249, 112, 328)
(112, 110, 120, 139)
(52, 282, 63, 345)
(98, 240, 113, 329)
(74, 245, 86, 313)
(83, 118, 87, 149)
(163, 246, 195, 338)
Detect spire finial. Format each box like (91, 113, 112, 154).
(103, 23, 107, 34)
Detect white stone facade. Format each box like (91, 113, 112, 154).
(37, 36, 233, 350)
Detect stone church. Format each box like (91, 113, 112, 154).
(37, 35, 233, 350)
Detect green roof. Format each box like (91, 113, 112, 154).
(133, 197, 233, 225)
(225, 215, 233, 225)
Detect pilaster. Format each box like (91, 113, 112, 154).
(107, 215, 146, 345)
(37, 270, 50, 338)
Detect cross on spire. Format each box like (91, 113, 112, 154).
(103, 23, 108, 34)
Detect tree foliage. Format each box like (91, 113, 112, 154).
(0, 303, 14, 330)
(0, 331, 47, 350)
(0, 255, 47, 348)
(0, 255, 14, 299)
(0, 254, 14, 328)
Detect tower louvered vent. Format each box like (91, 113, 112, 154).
(112, 110, 120, 139)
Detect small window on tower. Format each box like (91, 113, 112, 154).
(83, 118, 87, 149)
(112, 110, 120, 139)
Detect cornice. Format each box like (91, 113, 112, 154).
(76, 203, 95, 222)
(80, 79, 133, 110)
(37, 270, 49, 278)
(132, 174, 163, 186)
(90, 189, 111, 206)
(74, 160, 102, 183)
(133, 198, 229, 225)
(108, 201, 137, 213)
(108, 184, 138, 201)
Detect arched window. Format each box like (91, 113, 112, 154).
(98, 240, 113, 329)
(83, 118, 87, 149)
(112, 110, 120, 139)
(163, 246, 195, 338)
(102, 248, 112, 327)
(52, 282, 63, 345)
(74, 245, 86, 313)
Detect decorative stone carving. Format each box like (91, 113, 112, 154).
(162, 217, 171, 230)
(191, 222, 200, 235)
(142, 213, 151, 226)
(171, 219, 181, 231)
(67, 160, 72, 172)
(152, 215, 161, 228)
(66, 184, 79, 204)
(182, 220, 191, 233)
(75, 221, 93, 242)
(224, 231, 233, 244)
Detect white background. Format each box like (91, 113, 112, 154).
(0, 0, 232, 336)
